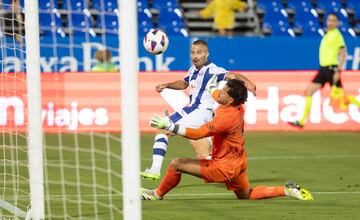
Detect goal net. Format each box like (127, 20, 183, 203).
(0, 0, 139, 219)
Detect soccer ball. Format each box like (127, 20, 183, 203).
(143, 29, 169, 55)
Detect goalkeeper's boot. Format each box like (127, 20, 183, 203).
(140, 188, 163, 200)
(285, 180, 314, 201)
(287, 121, 304, 129)
(140, 169, 160, 181)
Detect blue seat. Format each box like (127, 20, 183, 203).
(67, 13, 96, 37)
(294, 7, 320, 32)
(346, 0, 360, 19)
(39, 12, 63, 35)
(316, 0, 342, 12)
(159, 25, 189, 37)
(138, 8, 153, 25)
(138, 0, 149, 9)
(39, 0, 58, 10)
(301, 25, 324, 37)
(339, 27, 357, 38)
(265, 23, 295, 37)
(158, 8, 185, 28)
(97, 13, 118, 34)
(93, 0, 117, 12)
(62, 0, 89, 11)
(152, 0, 179, 10)
(257, 0, 282, 11)
(264, 7, 290, 27)
(287, 0, 312, 10)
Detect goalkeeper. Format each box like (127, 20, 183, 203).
(141, 78, 313, 201)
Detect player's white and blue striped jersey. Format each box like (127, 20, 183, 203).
(184, 61, 228, 109)
(169, 61, 228, 124)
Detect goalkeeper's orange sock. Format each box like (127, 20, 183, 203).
(249, 186, 285, 200)
(155, 165, 181, 197)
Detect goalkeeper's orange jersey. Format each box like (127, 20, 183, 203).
(185, 104, 245, 161)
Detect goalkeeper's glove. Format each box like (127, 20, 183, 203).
(205, 74, 219, 95)
(150, 111, 175, 131)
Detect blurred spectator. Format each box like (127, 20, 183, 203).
(199, 0, 247, 36)
(1, 0, 24, 43)
(91, 49, 118, 72)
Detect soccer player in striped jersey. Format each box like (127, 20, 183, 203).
(141, 78, 313, 201)
(141, 40, 256, 181)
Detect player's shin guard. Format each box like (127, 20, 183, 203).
(150, 134, 169, 174)
(299, 96, 312, 125)
(156, 166, 182, 197)
(249, 186, 285, 200)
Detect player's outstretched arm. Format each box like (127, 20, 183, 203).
(150, 113, 211, 140)
(156, 80, 189, 92)
(226, 72, 256, 96)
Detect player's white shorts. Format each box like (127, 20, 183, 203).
(170, 106, 213, 129)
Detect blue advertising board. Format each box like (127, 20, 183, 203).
(1, 35, 359, 72)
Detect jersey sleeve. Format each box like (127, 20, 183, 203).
(337, 32, 345, 49)
(211, 66, 228, 82)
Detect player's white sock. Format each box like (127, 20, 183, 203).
(149, 134, 168, 174)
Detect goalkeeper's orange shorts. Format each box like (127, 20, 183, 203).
(200, 153, 250, 191)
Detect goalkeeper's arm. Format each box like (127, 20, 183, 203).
(150, 114, 211, 140)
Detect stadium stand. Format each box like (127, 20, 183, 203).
(0, 0, 359, 37)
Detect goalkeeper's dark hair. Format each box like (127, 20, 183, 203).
(226, 79, 248, 106)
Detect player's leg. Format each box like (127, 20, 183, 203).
(141, 111, 185, 181)
(189, 138, 212, 159)
(141, 158, 201, 200)
(141, 130, 174, 181)
(233, 182, 313, 201)
(299, 82, 322, 124)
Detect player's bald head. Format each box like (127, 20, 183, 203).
(192, 40, 208, 50)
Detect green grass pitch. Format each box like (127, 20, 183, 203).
(1, 132, 360, 219)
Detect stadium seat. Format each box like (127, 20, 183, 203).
(138, 0, 150, 10)
(316, 0, 342, 12)
(67, 13, 96, 37)
(346, 0, 360, 19)
(152, 0, 179, 10)
(62, 0, 89, 11)
(287, 0, 312, 10)
(264, 22, 295, 37)
(38, 0, 58, 10)
(294, 7, 320, 26)
(257, 0, 282, 11)
(158, 8, 185, 28)
(39, 12, 63, 35)
(263, 7, 290, 27)
(138, 8, 153, 25)
(92, 0, 117, 12)
(339, 26, 357, 38)
(301, 25, 325, 37)
(97, 13, 118, 34)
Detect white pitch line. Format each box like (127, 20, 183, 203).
(5, 191, 360, 200)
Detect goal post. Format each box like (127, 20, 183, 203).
(24, 0, 45, 219)
(119, 0, 142, 219)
